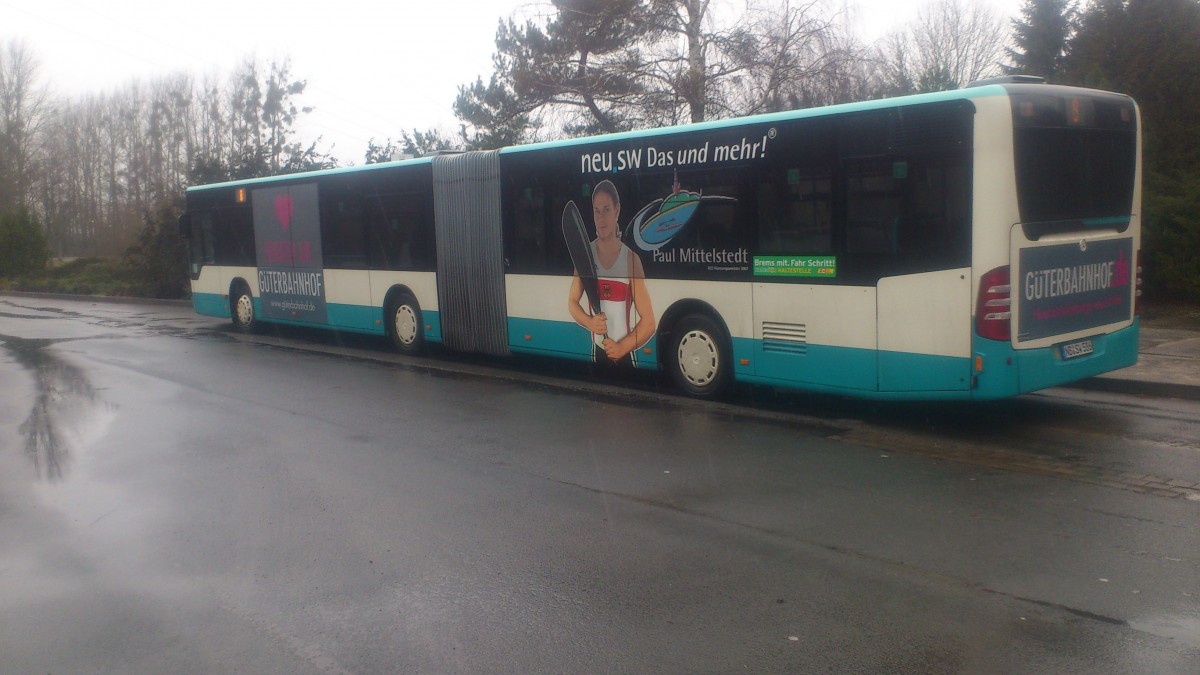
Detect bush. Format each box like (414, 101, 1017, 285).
(1143, 172, 1200, 300)
(0, 208, 50, 278)
(123, 199, 190, 299)
(9, 257, 139, 296)
(0, 197, 191, 299)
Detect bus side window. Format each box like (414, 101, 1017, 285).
(511, 184, 547, 272)
(321, 188, 369, 269)
(691, 179, 743, 252)
(844, 161, 901, 256)
(544, 188, 574, 275)
(368, 191, 433, 271)
(756, 170, 832, 254)
(213, 205, 254, 266)
(190, 210, 216, 276)
(842, 154, 970, 277)
(896, 157, 970, 270)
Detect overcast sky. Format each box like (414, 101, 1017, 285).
(2, 0, 1022, 164)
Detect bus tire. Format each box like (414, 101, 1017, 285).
(668, 313, 732, 399)
(387, 292, 424, 355)
(231, 285, 257, 333)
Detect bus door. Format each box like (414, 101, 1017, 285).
(840, 149, 973, 393)
(318, 183, 375, 330)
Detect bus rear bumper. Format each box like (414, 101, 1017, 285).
(972, 320, 1140, 399)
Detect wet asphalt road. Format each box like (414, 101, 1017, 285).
(1, 296, 1198, 673)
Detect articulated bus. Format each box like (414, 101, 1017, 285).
(181, 78, 1141, 401)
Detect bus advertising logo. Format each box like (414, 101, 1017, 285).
(274, 193, 293, 232)
(1018, 238, 1133, 341)
(1112, 248, 1131, 287)
(629, 172, 735, 252)
(753, 256, 837, 278)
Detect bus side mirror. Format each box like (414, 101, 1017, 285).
(178, 213, 191, 238)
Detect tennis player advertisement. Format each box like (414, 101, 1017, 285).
(558, 126, 790, 364)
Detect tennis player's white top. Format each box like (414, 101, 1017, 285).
(590, 240, 637, 347)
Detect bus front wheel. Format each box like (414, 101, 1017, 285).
(388, 293, 424, 355)
(668, 313, 731, 399)
(231, 287, 256, 333)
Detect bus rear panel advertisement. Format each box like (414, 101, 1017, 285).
(1017, 236, 1133, 342)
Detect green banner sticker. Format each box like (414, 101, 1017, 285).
(753, 255, 837, 278)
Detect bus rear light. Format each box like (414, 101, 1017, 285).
(976, 266, 1012, 341)
(1135, 250, 1143, 316)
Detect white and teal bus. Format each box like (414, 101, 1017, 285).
(181, 78, 1141, 401)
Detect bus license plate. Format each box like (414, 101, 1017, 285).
(1061, 339, 1094, 360)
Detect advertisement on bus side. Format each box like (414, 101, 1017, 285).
(562, 128, 787, 364)
(252, 184, 329, 323)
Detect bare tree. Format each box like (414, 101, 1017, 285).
(636, 0, 876, 121)
(640, 0, 718, 124)
(880, 0, 1008, 94)
(459, 0, 871, 141)
(24, 53, 329, 257)
(717, 0, 867, 115)
(636, 0, 773, 124)
(0, 40, 51, 212)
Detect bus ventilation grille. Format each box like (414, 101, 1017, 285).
(763, 322, 808, 355)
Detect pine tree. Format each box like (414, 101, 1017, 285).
(1064, 0, 1200, 298)
(1006, 0, 1076, 78)
(0, 207, 49, 278)
(454, 0, 651, 146)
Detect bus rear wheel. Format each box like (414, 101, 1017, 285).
(668, 313, 732, 399)
(231, 286, 256, 333)
(388, 293, 424, 355)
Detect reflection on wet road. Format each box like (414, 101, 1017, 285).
(4, 336, 113, 481)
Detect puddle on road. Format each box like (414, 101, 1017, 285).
(2, 336, 115, 481)
(1128, 612, 1200, 647)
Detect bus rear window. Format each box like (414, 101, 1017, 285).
(1012, 93, 1136, 235)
